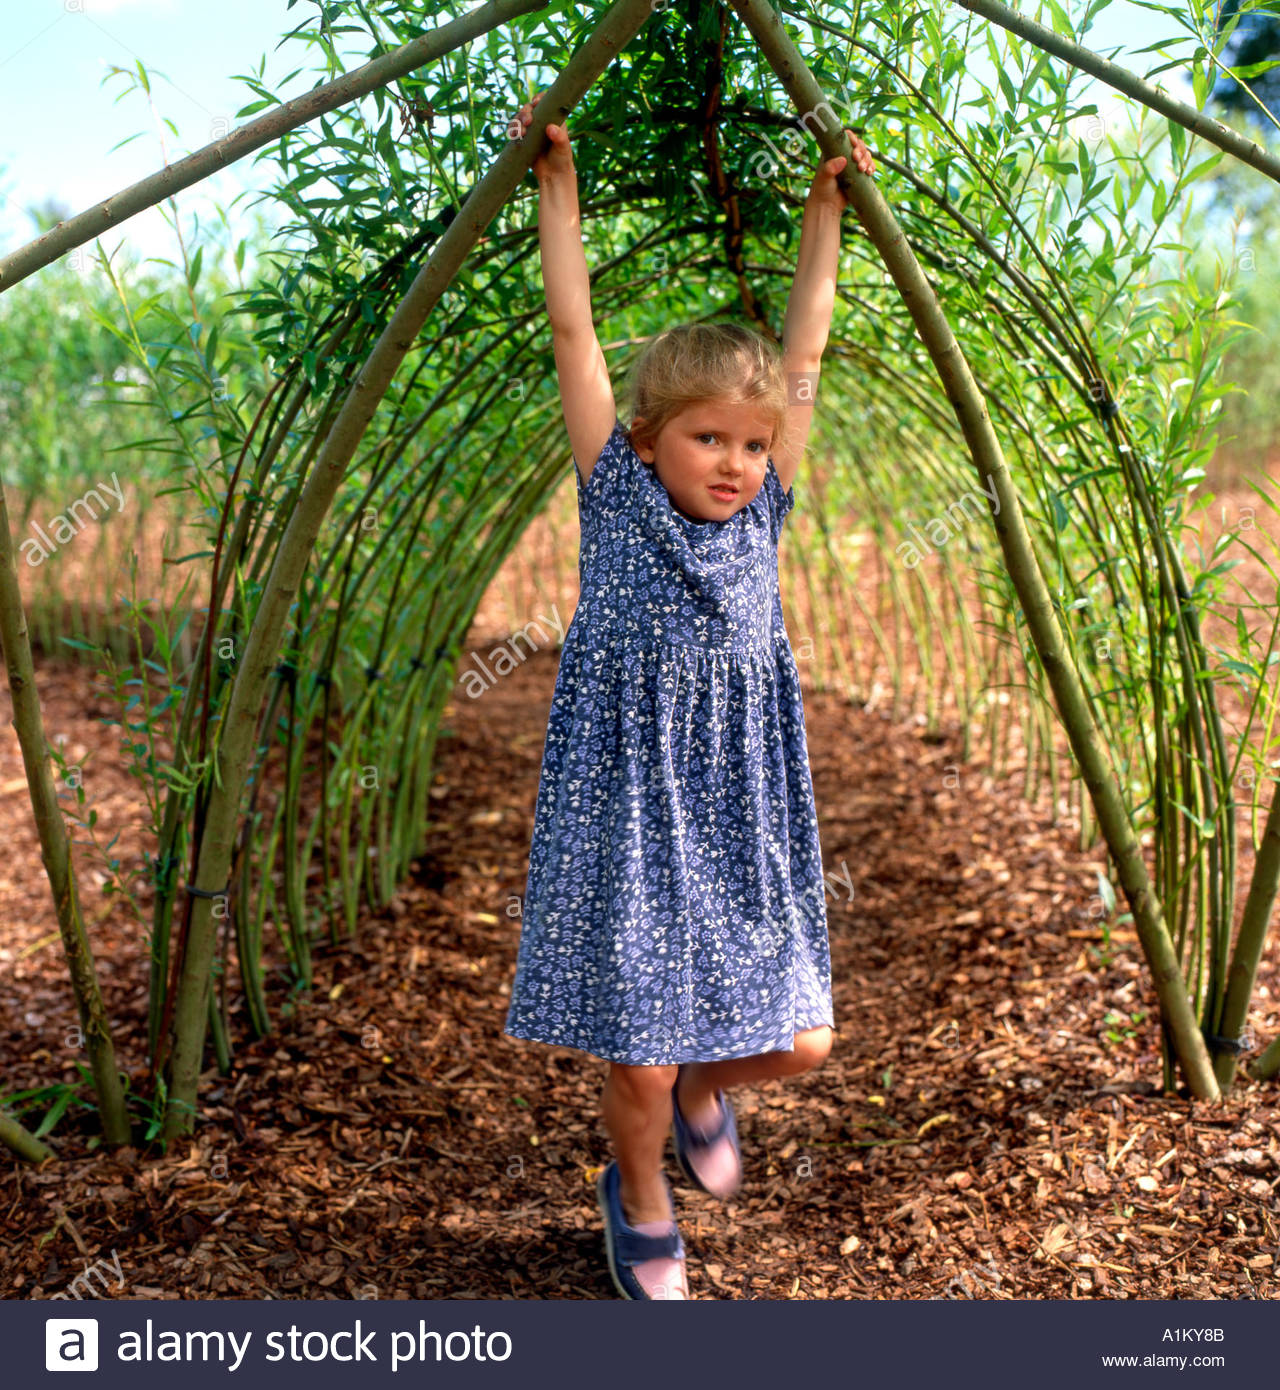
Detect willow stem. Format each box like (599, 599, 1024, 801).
(161, 0, 660, 1139)
(0, 486, 131, 1147)
(952, 0, 1280, 184)
(0, 1106, 55, 1164)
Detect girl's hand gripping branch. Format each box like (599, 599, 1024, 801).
(509, 89, 576, 186)
(805, 128, 876, 215)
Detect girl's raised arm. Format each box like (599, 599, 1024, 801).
(775, 128, 876, 496)
(511, 92, 616, 486)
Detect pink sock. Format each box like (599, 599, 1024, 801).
(680, 1091, 741, 1199)
(630, 1218, 688, 1299)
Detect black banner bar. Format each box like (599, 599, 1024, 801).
(8, 1297, 1261, 1387)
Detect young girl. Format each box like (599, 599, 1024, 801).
(502, 92, 875, 1300)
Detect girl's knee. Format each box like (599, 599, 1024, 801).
(607, 1061, 678, 1100)
(787, 1026, 833, 1075)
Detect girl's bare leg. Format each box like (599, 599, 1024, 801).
(601, 1061, 688, 1298)
(676, 1026, 834, 1126)
(602, 1062, 678, 1223)
(600, 1028, 834, 1216)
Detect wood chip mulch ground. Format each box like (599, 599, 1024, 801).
(2, 637, 1279, 1301)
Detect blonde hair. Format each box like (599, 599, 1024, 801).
(623, 322, 788, 466)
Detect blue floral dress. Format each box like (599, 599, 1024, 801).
(502, 417, 834, 1065)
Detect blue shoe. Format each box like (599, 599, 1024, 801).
(596, 1160, 687, 1300)
(671, 1064, 742, 1199)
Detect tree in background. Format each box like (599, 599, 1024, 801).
(1200, 0, 1280, 476)
(1211, 0, 1280, 127)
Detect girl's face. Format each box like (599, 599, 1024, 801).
(632, 398, 774, 523)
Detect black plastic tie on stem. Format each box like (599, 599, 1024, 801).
(185, 882, 230, 900)
(314, 671, 332, 689)
(274, 659, 298, 682)
(1086, 376, 1120, 420)
(366, 665, 382, 682)
(408, 656, 425, 671)
(1205, 1031, 1249, 1056)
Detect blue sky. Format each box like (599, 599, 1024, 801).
(0, 0, 298, 261)
(0, 0, 1203, 268)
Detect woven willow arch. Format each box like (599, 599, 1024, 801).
(2, 0, 1277, 1154)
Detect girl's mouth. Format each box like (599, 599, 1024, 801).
(709, 485, 738, 501)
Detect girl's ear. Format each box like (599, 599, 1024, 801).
(630, 415, 656, 463)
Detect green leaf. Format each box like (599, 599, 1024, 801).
(1167, 116, 1185, 164)
(1231, 58, 1280, 80)
(33, 1086, 76, 1140)
(1046, 0, 1073, 38)
(1076, 137, 1093, 185)
(1170, 798, 1215, 837)
(1185, 151, 1224, 182)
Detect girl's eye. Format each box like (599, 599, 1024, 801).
(695, 434, 767, 452)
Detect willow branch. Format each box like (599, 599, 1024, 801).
(952, 0, 1280, 184)
(0, 489, 130, 1146)
(0, 1106, 55, 1164)
(161, 0, 658, 1139)
(730, 0, 1221, 1100)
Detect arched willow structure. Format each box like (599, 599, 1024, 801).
(2, 0, 1279, 1158)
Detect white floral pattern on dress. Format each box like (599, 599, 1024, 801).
(502, 417, 834, 1064)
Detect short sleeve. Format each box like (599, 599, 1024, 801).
(762, 453, 796, 545)
(572, 417, 634, 528)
